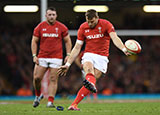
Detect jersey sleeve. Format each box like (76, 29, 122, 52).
(61, 25, 69, 38)
(33, 24, 41, 37)
(105, 21, 115, 34)
(77, 27, 85, 41)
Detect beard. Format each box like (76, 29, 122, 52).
(89, 24, 96, 29)
(47, 18, 55, 25)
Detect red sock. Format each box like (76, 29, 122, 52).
(71, 73, 96, 105)
(35, 90, 41, 96)
(72, 86, 90, 105)
(85, 73, 96, 84)
(48, 96, 54, 103)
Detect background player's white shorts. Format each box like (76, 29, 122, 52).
(81, 52, 109, 73)
(38, 58, 62, 68)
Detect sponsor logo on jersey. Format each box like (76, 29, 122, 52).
(86, 34, 104, 39)
(43, 33, 58, 37)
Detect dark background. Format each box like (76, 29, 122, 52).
(0, 0, 160, 96)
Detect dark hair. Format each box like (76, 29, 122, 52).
(85, 9, 98, 20)
(46, 7, 56, 12)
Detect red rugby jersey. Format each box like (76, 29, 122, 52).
(77, 19, 115, 56)
(33, 21, 68, 58)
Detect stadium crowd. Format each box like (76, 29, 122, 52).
(0, 13, 160, 96)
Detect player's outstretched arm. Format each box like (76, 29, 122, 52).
(109, 32, 131, 56)
(57, 42, 82, 77)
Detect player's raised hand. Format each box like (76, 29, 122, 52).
(122, 48, 132, 56)
(124, 50, 132, 56)
(57, 65, 69, 77)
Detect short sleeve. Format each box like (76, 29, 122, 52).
(33, 24, 40, 37)
(33, 24, 41, 37)
(105, 21, 115, 34)
(77, 27, 85, 41)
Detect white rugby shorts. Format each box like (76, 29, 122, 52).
(38, 58, 62, 68)
(81, 52, 109, 73)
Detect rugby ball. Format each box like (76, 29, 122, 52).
(125, 39, 141, 54)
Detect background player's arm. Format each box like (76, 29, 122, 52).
(64, 34, 72, 55)
(63, 34, 72, 63)
(31, 35, 39, 64)
(109, 32, 130, 55)
(66, 42, 82, 66)
(57, 42, 82, 76)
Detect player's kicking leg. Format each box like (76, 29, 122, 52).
(68, 73, 96, 111)
(83, 67, 103, 93)
(68, 67, 102, 111)
(83, 79, 97, 93)
(68, 104, 80, 111)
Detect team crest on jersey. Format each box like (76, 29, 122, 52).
(85, 29, 90, 33)
(55, 28, 59, 33)
(98, 27, 102, 33)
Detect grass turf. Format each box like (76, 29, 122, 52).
(0, 99, 160, 115)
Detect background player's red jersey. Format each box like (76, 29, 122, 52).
(77, 19, 115, 56)
(33, 21, 68, 58)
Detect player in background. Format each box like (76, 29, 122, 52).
(31, 7, 72, 108)
(58, 9, 131, 111)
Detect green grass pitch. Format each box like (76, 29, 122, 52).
(0, 99, 160, 115)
